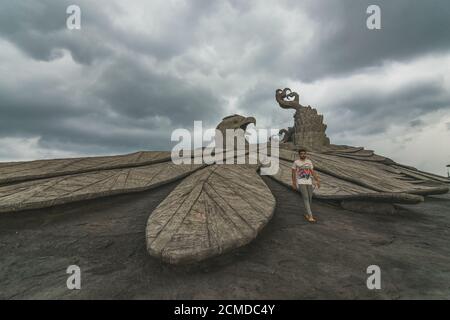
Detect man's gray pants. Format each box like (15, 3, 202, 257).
(298, 184, 313, 216)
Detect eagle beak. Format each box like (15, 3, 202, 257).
(241, 117, 256, 139)
(242, 117, 256, 130)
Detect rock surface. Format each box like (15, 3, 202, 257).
(341, 200, 396, 215)
(0, 161, 204, 213)
(275, 88, 330, 150)
(0, 110, 448, 266)
(268, 148, 448, 205)
(0, 151, 171, 185)
(1, 179, 449, 299)
(146, 164, 276, 264)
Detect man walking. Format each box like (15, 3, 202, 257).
(291, 149, 321, 222)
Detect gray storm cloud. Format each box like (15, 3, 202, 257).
(0, 0, 449, 174)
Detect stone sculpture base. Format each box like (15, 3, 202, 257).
(293, 106, 330, 151)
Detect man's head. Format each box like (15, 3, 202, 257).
(298, 149, 307, 160)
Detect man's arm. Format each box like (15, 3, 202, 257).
(312, 169, 321, 189)
(291, 168, 297, 190)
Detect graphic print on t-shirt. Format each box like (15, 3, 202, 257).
(297, 166, 312, 181)
(292, 159, 314, 185)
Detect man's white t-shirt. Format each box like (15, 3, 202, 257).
(292, 159, 314, 185)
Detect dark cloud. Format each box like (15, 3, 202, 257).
(294, 0, 450, 81)
(0, 0, 115, 64)
(0, 0, 449, 161)
(2, 0, 450, 76)
(326, 78, 450, 136)
(236, 81, 296, 131)
(0, 1, 229, 155)
(409, 119, 424, 128)
(0, 0, 225, 65)
(93, 57, 223, 126)
(0, 52, 224, 155)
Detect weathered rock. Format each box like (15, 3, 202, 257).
(276, 88, 330, 151)
(341, 200, 396, 215)
(267, 147, 448, 199)
(0, 90, 449, 267)
(0, 151, 171, 185)
(0, 161, 205, 213)
(271, 158, 424, 204)
(292, 106, 330, 150)
(215, 114, 256, 149)
(279, 127, 295, 143)
(146, 164, 275, 264)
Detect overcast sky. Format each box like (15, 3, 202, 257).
(1, 0, 449, 175)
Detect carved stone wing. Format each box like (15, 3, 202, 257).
(146, 164, 276, 264)
(0, 151, 171, 185)
(0, 161, 204, 213)
(268, 147, 449, 203)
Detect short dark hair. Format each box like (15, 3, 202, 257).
(298, 149, 307, 154)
